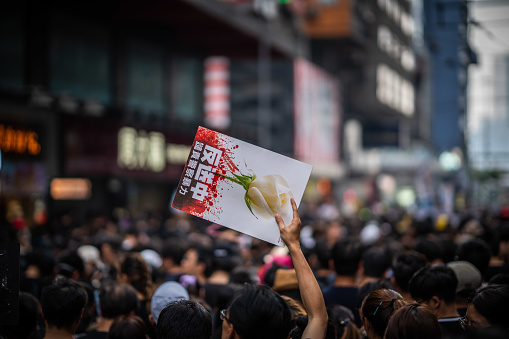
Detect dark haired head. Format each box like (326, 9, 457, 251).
(99, 282, 138, 318)
(156, 299, 211, 339)
(288, 316, 336, 339)
(358, 279, 395, 306)
(161, 239, 187, 265)
(227, 284, 292, 339)
(409, 265, 458, 304)
(314, 240, 332, 270)
(330, 238, 363, 276)
(384, 303, 442, 339)
(181, 246, 214, 279)
(391, 252, 426, 293)
(467, 284, 509, 328)
(414, 238, 444, 264)
(41, 278, 88, 330)
(58, 251, 85, 279)
(109, 315, 147, 339)
(362, 246, 391, 279)
(457, 238, 492, 279)
(488, 273, 509, 285)
(361, 289, 407, 338)
(120, 252, 150, 298)
(212, 244, 240, 274)
(0, 292, 40, 339)
(327, 304, 361, 339)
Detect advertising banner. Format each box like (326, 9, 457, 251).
(172, 127, 312, 246)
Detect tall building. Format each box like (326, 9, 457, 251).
(303, 0, 437, 208)
(467, 1, 509, 207)
(468, 1, 509, 172)
(423, 0, 476, 152)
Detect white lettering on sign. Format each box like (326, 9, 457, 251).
(117, 127, 191, 172)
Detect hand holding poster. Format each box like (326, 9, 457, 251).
(172, 127, 313, 246)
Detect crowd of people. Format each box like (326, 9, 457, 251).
(2, 194, 509, 339)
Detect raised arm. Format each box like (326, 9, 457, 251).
(275, 198, 328, 339)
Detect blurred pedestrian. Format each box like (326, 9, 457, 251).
(41, 278, 88, 339)
(384, 303, 442, 339)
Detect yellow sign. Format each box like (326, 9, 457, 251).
(0, 124, 41, 155)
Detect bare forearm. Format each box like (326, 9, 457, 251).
(288, 244, 328, 337)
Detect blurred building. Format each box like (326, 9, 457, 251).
(303, 0, 439, 209)
(423, 0, 476, 152)
(1, 0, 350, 226)
(0, 0, 316, 224)
(467, 1, 509, 207)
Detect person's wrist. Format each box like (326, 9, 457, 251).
(286, 242, 301, 253)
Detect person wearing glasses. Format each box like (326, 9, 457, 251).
(460, 284, 509, 336)
(220, 198, 328, 339)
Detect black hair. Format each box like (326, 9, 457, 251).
(488, 273, 509, 285)
(161, 240, 187, 265)
(99, 282, 138, 318)
(76, 282, 98, 334)
(40, 277, 88, 329)
(229, 268, 255, 285)
(457, 238, 492, 278)
(211, 244, 240, 273)
(156, 299, 212, 339)
(58, 251, 84, 278)
(330, 238, 363, 276)
(109, 315, 147, 339)
(392, 252, 426, 293)
(362, 246, 391, 278)
(263, 263, 286, 288)
(361, 289, 407, 338)
(358, 279, 395, 306)
(228, 284, 292, 339)
(327, 304, 360, 339)
(0, 292, 40, 339)
(409, 265, 458, 304)
(314, 240, 332, 270)
(120, 252, 150, 298)
(414, 238, 443, 263)
(384, 303, 442, 339)
(439, 238, 457, 264)
(468, 284, 509, 328)
(288, 316, 336, 339)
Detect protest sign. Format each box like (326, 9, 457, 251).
(172, 127, 313, 246)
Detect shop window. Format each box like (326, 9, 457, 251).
(0, 7, 24, 91)
(50, 15, 111, 106)
(126, 41, 167, 116)
(172, 57, 202, 122)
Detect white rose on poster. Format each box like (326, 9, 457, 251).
(247, 175, 294, 220)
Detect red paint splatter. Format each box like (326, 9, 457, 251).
(173, 126, 241, 221)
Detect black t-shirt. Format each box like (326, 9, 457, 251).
(77, 330, 108, 339)
(322, 286, 362, 327)
(438, 317, 466, 339)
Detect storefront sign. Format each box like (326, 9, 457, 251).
(50, 178, 92, 200)
(0, 124, 41, 155)
(117, 127, 191, 173)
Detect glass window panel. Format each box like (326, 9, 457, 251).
(50, 15, 111, 105)
(0, 7, 24, 91)
(126, 41, 167, 115)
(172, 57, 202, 122)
